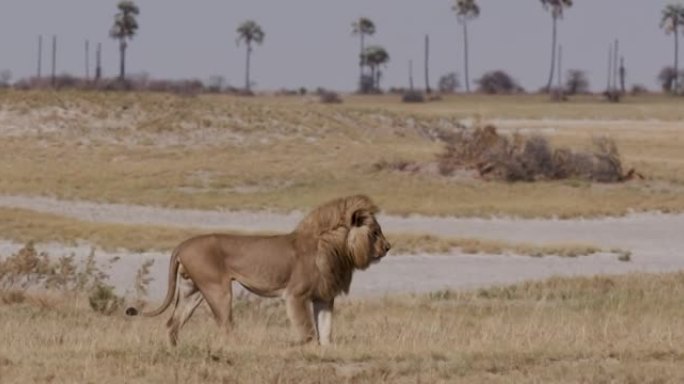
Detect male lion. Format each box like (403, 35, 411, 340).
(126, 194, 390, 346)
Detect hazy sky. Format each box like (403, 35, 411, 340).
(0, 1, 679, 92)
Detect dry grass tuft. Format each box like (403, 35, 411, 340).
(389, 233, 612, 258)
(2, 272, 684, 382)
(0, 242, 122, 314)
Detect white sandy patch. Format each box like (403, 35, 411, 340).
(2, 195, 684, 299)
(0, 240, 657, 301)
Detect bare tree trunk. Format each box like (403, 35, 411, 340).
(359, 34, 365, 92)
(409, 60, 414, 91)
(51, 35, 57, 87)
(675, 24, 680, 93)
(85, 40, 90, 81)
(613, 39, 619, 93)
(557, 45, 563, 91)
(607, 42, 613, 92)
(619, 57, 626, 94)
(37, 35, 43, 79)
(95, 43, 102, 82)
(245, 44, 252, 91)
(119, 38, 127, 81)
(376, 69, 382, 91)
(546, 15, 557, 92)
(424, 35, 431, 94)
(463, 20, 471, 93)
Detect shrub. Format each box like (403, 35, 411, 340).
(603, 90, 621, 103)
(630, 84, 649, 95)
(438, 72, 460, 94)
(88, 283, 123, 315)
(565, 70, 590, 95)
(657, 67, 682, 93)
(437, 125, 634, 183)
(402, 90, 425, 103)
(318, 89, 342, 104)
(476, 70, 523, 94)
(0, 243, 124, 315)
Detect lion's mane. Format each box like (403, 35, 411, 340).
(293, 194, 380, 301)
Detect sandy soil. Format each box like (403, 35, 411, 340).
(2, 194, 683, 299)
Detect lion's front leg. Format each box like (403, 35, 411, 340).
(313, 299, 334, 346)
(285, 294, 316, 344)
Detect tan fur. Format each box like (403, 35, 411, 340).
(125, 195, 390, 346)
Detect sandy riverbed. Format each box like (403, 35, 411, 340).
(2, 195, 683, 300)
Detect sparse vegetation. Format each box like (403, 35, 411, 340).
(401, 90, 425, 103)
(390, 233, 619, 258)
(0, 242, 122, 314)
(476, 70, 523, 94)
(3, 272, 684, 382)
(1, 91, 684, 218)
(438, 72, 460, 93)
(658, 66, 684, 93)
(564, 69, 589, 95)
(318, 89, 343, 104)
(0, 206, 621, 259)
(437, 124, 640, 183)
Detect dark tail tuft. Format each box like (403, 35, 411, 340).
(125, 307, 139, 316)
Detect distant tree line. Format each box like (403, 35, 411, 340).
(4, 0, 684, 96)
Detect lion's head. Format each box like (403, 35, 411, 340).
(295, 194, 390, 299)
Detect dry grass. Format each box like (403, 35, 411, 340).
(2, 272, 684, 383)
(1, 90, 684, 218)
(0, 207, 618, 258)
(0, 207, 208, 252)
(388, 233, 612, 258)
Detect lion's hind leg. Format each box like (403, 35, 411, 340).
(167, 276, 203, 346)
(199, 281, 234, 334)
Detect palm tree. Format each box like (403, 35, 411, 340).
(363, 46, 390, 92)
(452, 0, 480, 93)
(236, 20, 265, 92)
(352, 17, 376, 92)
(109, 0, 139, 81)
(661, 3, 684, 93)
(540, 0, 572, 92)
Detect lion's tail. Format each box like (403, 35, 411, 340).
(125, 247, 181, 318)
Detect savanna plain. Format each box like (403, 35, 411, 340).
(1, 90, 684, 383)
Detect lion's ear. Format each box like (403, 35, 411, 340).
(350, 209, 371, 227)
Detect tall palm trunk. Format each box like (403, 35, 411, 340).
(359, 34, 365, 91)
(675, 24, 680, 93)
(463, 20, 471, 93)
(424, 35, 431, 93)
(245, 43, 252, 91)
(119, 38, 127, 81)
(546, 14, 558, 92)
(370, 65, 376, 92)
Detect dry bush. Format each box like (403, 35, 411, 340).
(0, 242, 122, 314)
(318, 89, 343, 104)
(401, 90, 425, 103)
(372, 159, 419, 173)
(437, 125, 637, 183)
(476, 70, 524, 94)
